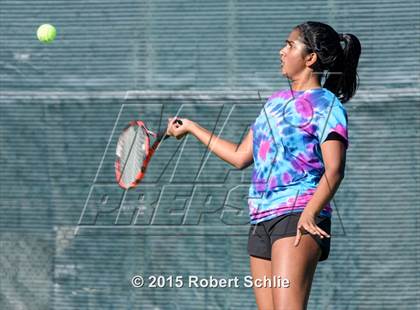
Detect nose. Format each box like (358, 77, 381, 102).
(279, 48, 285, 59)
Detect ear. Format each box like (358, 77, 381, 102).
(305, 52, 318, 67)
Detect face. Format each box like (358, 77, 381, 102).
(279, 28, 314, 79)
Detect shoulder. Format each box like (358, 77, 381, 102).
(324, 89, 347, 109)
(263, 89, 291, 112)
(267, 89, 290, 101)
(316, 89, 348, 115)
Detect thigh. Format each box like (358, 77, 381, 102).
(248, 223, 274, 309)
(249, 255, 274, 310)
(271, 234, 321, 310)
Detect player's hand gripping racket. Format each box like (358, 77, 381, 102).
(115, 119, 183, 189)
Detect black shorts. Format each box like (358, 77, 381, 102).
(248, 212, 331, 262)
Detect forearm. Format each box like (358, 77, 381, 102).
(305, 170, 344, 216)
(188, 121, 242, 168)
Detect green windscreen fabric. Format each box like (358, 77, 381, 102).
(0, 0, 419, 309)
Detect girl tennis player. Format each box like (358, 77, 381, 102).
(166, 21, 361, 310)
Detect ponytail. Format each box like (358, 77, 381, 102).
(323, 33, 362, 103)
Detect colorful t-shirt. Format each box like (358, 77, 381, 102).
(248, 87, 349, 224)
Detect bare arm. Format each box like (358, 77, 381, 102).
(166, 118, 254, 169)
(189, 121, 254, 169)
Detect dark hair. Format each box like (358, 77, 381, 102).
(293, 21, 362, 103)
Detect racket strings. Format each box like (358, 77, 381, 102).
(118, 125, 148, 186)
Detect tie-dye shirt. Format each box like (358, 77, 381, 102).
(248, 87, 349, 224)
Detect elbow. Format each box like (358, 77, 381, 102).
(324, 162, 345, 179)
(234, 161, 244, 170)
(234, 159, 253, 170)
(324, 168, 345, 180)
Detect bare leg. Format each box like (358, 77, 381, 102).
(249, 255, 274, 310)
(271, 235, 321, 310)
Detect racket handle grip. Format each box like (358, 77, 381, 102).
(163, 119, 184, 140)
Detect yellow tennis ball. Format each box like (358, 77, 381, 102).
(37, 24, 56, 43)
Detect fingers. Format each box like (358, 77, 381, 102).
(303, 223, 330, 239)
(294, 226, 302, 247)
(167, 118, 182, 129)
(167, 117, 181, 130)
(295, 222, 330, 247)
(313, 225, 330, 239)
(167, 117, 186, 139)
(305, 224, 330, 239)
(167, 117, 182, 125)
(167, 117, 176, 130)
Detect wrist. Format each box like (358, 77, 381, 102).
(303, 206, 319, 217)
(187, 121, 197, 134)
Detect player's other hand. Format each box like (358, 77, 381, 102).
(294, 209, 330, 247)
(166, 117, 193, 140)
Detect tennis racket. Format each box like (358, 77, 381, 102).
(115, 119, 183, 189)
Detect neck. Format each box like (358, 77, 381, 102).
(290, 82, 322, 92)
(287, 73, 321, 91)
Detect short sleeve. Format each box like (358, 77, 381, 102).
(317, 102, 349, 149)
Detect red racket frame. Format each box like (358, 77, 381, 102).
(115, 120, 161, 189)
